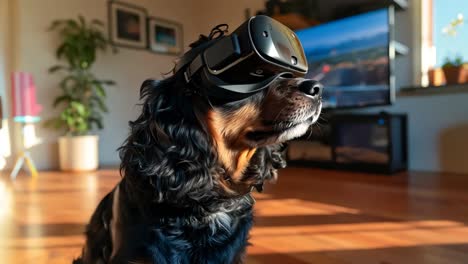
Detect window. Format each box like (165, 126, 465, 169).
(421, 0, 467, 87)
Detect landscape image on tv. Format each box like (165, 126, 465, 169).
(296, 8, 390, 108)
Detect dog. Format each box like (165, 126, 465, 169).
(74, 36, 322, 264)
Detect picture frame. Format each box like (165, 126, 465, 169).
(147, 17, 183, 55)
(108, 0, 147, 49)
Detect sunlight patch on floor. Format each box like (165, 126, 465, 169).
(254, 199, 360, 217)
(0, 235, 84, 248)
(0, 181, 12, 219)
(251, 220, 464, 236)
(249, 221, 468, 254)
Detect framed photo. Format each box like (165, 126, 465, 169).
(108, 1, 147, 49)
(147, 17, 183, 55)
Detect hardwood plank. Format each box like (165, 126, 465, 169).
(1, 168, 468, 263)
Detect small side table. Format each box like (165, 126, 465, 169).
(10, 116, 40, 180)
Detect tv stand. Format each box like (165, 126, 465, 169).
(288, 112, 408, 174)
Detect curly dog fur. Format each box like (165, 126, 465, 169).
(74, 44, 321, 264)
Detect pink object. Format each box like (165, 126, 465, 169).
(11, 72, 42, 119)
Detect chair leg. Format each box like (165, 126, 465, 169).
(24, 152, 38, 179)
(10, 153, 25, 180)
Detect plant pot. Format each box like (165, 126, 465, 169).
(442, 66, 466, 85)
(465, 64, 468, 82)
(58, 135, 99, 171)
(428, 68, 446, 86)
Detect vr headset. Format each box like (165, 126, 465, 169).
(175, 15, 308, 101)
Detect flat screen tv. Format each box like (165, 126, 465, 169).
(295, 7, 395, 109)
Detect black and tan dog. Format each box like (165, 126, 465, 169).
(74, 34, 322, 264)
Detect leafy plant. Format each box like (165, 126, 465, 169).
(45, 15, 116, 136)
(442, 55, 464, 68)
(442, 13, 464, 37)
(440, 13, 466, 69)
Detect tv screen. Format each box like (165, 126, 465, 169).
(296, 8, 393, 108)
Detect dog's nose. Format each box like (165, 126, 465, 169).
(298, 80, 323, 98)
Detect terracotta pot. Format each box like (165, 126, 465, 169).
(465, 65, 468, 82)
(442, 66, 466, 85)
(58, 135, 99, 171)
(428, 68, 446, 86)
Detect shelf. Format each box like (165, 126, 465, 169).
(399, 83, 468, 97)
(360, 0, 408, 11)
(272, 13, 317, 30)
(393, 41, 409, 56)
(389, 0, 408, 10)
(263, 0, 408, 25)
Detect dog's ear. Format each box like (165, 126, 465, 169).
(119, 77, 217, 205)
(242, 144, 287, 192)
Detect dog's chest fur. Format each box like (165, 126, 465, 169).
(83, 181, 254, 264)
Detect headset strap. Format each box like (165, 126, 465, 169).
(175, 24, 230, 82)
(184, 53, 205, 83)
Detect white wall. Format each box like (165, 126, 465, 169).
(0, 0, 8, 112)
(196, 0, 468, 174)
(351, 1, 468, 174)
(4, 0, 267, 170)
(8, 0, 199, 170)
(5, 0, 468, 173)
(376, 93, 468, 174)
(195, 0, 265, 34)
(0, 0, 14, 170)
(0, 0, 8, 161)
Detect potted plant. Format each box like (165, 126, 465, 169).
(440, 14, 466, 85)
(428, 67, 446, 86)
(442, 55, 466, 85)
(45, 16, 116, 171)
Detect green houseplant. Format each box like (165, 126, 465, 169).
(440, 14, 467, 85)
(45, 16, 116, 171)
(442, 55, 466, 85)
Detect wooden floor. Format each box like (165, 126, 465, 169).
(1, 168, 468, 263)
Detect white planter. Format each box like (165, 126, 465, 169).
(58, 135, 99, 171)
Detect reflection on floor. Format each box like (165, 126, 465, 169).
(1, 167, 468, 263)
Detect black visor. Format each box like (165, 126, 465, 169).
(175, 15, 308, 100)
